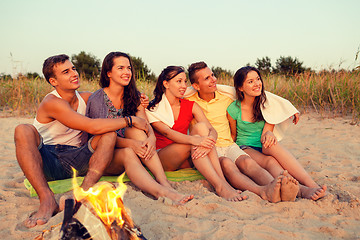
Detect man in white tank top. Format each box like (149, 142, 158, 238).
(14, 54, 149, 228)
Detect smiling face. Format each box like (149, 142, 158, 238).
(49, 60, 80, 90)
(192, 67, 217, 95)
(163, 72, 188, 98)
(107, 56, 132, 87)
(239, 70, 262, 97)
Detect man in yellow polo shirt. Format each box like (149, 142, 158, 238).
(185, 61, 286, 203)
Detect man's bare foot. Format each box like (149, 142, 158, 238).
(24, 196, 59, 228)
(215, 182, 248, 202)
(259, 174, 282, 203)
(280, 174, 299, 202)
(299, 185, 327, 200)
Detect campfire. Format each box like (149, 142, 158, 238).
(37, 174, 146, 240)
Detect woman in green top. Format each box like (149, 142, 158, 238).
(227, 66, 327, 201)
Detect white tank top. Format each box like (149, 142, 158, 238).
(33, 90, 86, 147)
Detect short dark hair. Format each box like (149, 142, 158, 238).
(188, 61, 208, 84)
(42, 54, 69, 83)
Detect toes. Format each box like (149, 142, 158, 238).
(36, 218, 49, 226)
(24, 213, 49, 228)
(24, 212, 37, 228)
(311, 193, 320, 200)
(24, 218, 37, 228)
(176, 194, 194, 205)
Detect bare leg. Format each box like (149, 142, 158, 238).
(14, 124, 58, 228)
(262, 143, 321, 188)
(190, 123, 226, 180)
(80, 132, 117, 190)
(246, 147, 326, 200)
(59, 132, 117, 210)
(244, 148, 284, 178)
(190, 123, 246, 202)
(221, 157, 282, 203)
(235, 155, 274, 185)
(192, 149, 245, 201)
(107, 148, 193, 205)
(157, 143, 192, 171)
(125, 128, 171, 188)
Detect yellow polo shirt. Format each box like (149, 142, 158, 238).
(187, 91, 234, 147)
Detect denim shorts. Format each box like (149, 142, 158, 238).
(239, 145, 263, 153)
(38, 137, 94, 181)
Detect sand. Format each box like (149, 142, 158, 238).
(0, 113, 359, 240)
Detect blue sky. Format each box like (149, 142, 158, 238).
(0, 0, 359, 77)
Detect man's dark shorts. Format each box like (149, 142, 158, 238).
(38, 137, 94, 181)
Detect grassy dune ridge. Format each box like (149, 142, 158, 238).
(1, 71, 359, 121)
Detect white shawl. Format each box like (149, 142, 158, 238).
(184, 85, 299, 141)
(145, 94, 175, 127)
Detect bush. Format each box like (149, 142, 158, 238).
(25, 72, 41, 79)
(273, 56, 306, 75)
(211, 66, 233, 80)
(0, 73, 12, 80)
(255, 56, 272, 74)
(71, 51, 100, 80)
(129, 55, 156, 82)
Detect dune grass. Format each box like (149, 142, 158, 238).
(1, 71, 359, 121)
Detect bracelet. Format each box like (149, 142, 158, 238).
(128, 116, 133, 128)
(124, 116, 130, 127)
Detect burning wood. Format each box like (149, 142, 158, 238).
(36, 176, 146, 240)
(60, 179, 146, 240)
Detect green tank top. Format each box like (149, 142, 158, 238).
(227, 101, 265, 148)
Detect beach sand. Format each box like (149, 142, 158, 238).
(0, 113, 359, 239)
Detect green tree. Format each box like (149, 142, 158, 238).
(255, 56, 272, 74)
(273, 56, 306, 75)
(0, 73, 12, 80)
(71, 51, 100, 80)
(211, 66, 233, 80)
(25, 72, 41, 79)
(129, 55, 156, 82)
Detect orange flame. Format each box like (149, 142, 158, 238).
(72, 169, 128, 227)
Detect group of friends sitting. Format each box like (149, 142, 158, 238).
(14, 52, 327, 228)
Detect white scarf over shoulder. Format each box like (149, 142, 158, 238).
(145, 94, 175, 127)
(184, 85, 299, 141)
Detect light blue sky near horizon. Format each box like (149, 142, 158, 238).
(0, 0, 359, 77)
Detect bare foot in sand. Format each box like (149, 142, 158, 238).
(280, 172, 299, 202)
(24, 196, 59, 228)
(215, 182, 248, 202)
(160, 189, 194, 206)
(259, 174, 282, 203)
(299, 185, 327, 200)
(156, 180, 194, 205)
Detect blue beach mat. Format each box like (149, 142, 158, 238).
(24, 168, 205, 197)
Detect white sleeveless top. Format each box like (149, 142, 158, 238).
(33, 90, 86, 147)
